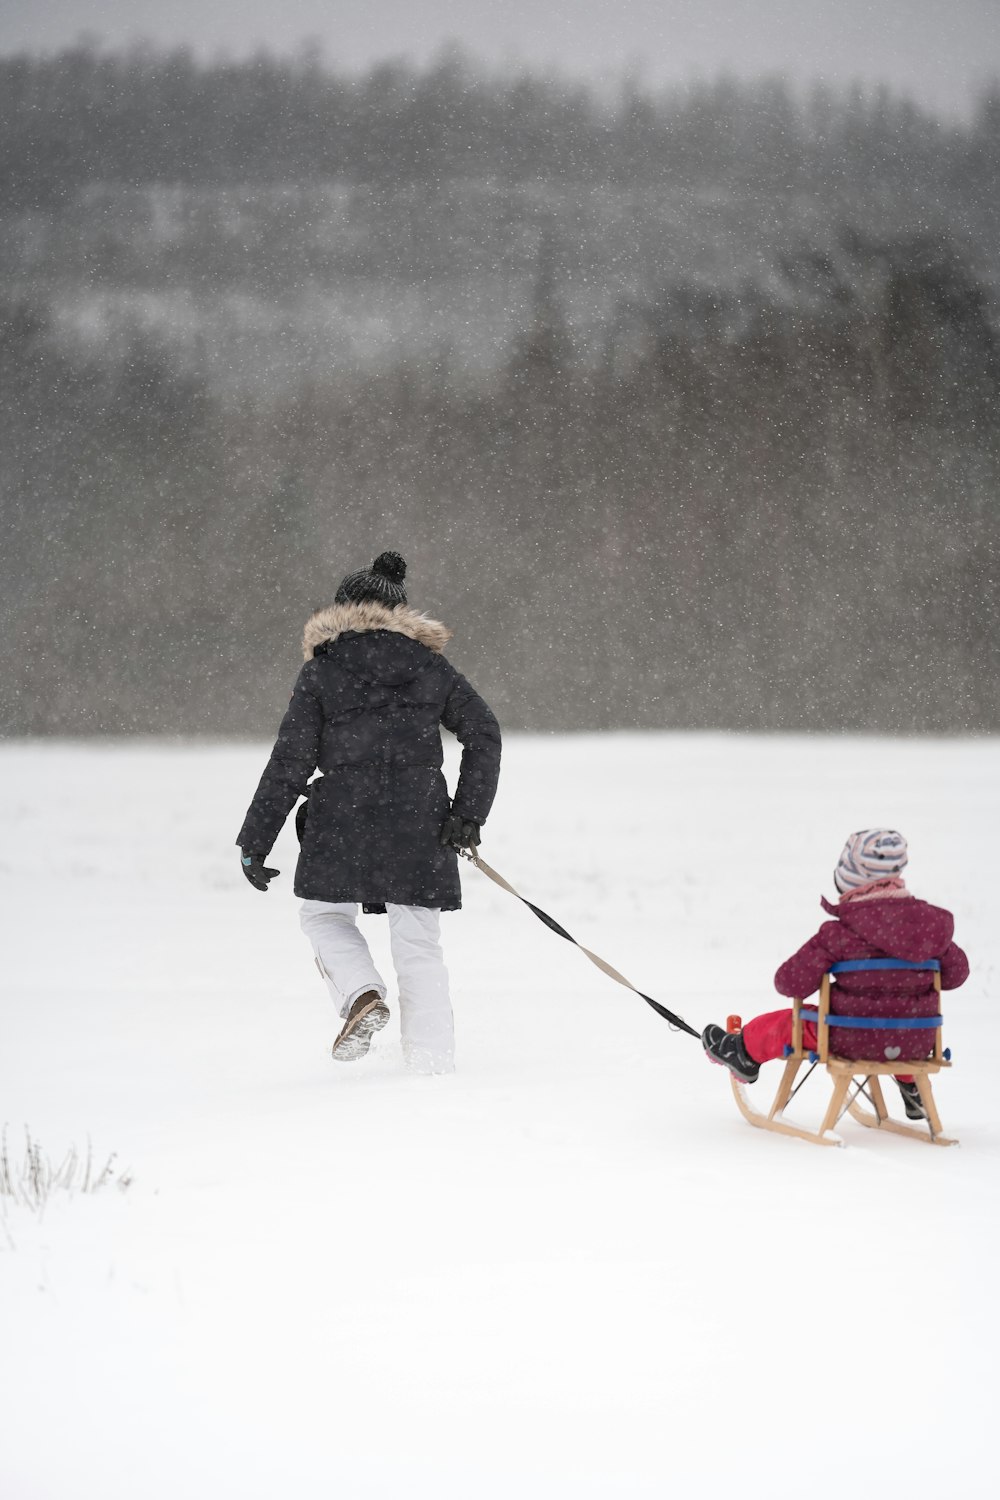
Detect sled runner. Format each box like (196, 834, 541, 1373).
(729, 960, 956, 1148)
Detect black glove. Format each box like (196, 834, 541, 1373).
(240, 850, 279, 891)
(439, 814, 481, 853)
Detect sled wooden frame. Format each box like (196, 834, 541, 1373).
(730, 964, 956, 1148)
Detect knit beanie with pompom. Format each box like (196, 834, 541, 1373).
(334, 551, 408, 608)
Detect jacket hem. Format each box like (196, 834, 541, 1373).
(294, 886, 462, 912)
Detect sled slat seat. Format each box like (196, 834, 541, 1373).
(730, 959, 956, 1148)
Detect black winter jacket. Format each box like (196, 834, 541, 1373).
(236, 600, 501, 911)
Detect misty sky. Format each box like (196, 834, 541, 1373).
(1, 0, 998, 117)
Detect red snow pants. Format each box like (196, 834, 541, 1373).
(742, 1009, 914, 1082)
(743, 1009, 816, 1062)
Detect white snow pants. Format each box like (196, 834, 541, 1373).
(299, 900, 454, 1074)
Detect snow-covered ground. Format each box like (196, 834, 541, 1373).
(2, 734, 997, 1499)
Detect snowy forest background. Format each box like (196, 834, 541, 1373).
(2, 46, 999, 737)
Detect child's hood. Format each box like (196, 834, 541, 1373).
(820, 894, 955, 960)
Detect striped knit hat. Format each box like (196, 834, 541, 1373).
(335, 551, 407, 608)
(834, 829, 908, 894)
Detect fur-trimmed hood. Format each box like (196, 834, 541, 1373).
(302, 600, 452, 661)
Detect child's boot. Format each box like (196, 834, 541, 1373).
(895, 1079, 928, 1121)
(701, 1024, 760, 1083)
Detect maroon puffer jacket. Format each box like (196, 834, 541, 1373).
(774, 894, 969, 1062)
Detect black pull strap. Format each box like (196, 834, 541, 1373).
(460, 849, 701, 1038)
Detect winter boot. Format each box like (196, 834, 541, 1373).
(331, 991, 389, 1062)
(701, 1023, 760, 1084)
(895, 1079, 928, 1122)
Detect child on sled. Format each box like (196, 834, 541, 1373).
(701, 829, 969, 1120)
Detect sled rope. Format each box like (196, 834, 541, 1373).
(459, 848, 700, 1037)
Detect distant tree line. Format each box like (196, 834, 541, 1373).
(2, 223, 997, 737)
(2, 48, 998, 736)
(1, 45, 999, 210)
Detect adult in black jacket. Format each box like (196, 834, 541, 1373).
(237, 551, 501, 1072)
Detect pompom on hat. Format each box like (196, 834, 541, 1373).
(335, 551, 408, 608)
(834, 829, 908, 894)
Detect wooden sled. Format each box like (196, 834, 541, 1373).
(729, 961, 956, 1148)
